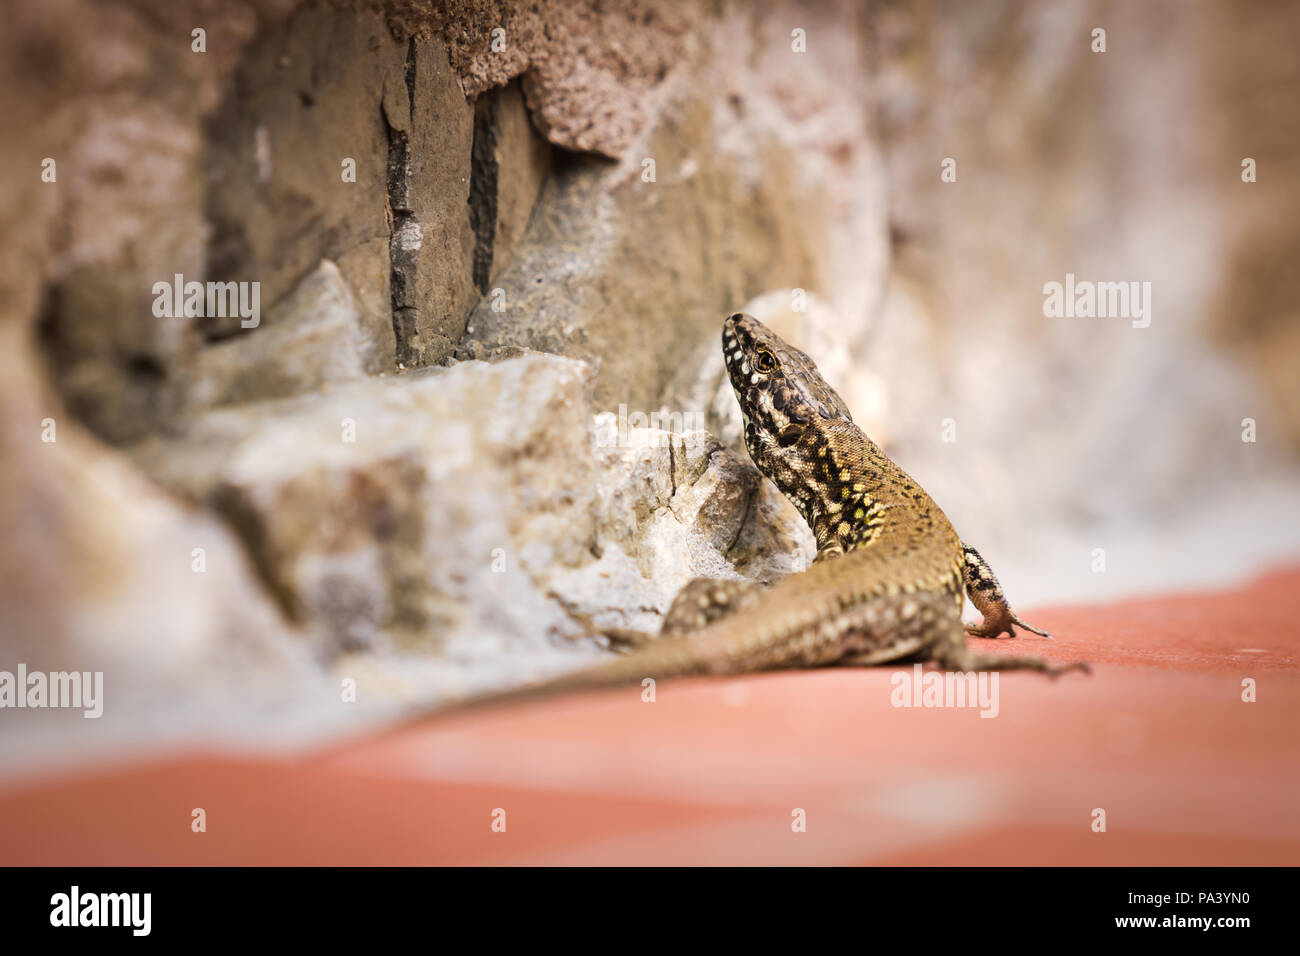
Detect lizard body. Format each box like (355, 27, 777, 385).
(459, 312, 1085, 710)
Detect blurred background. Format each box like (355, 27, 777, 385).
(0, 0, 1297, 861)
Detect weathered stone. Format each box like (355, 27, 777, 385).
(335, 238, 397, 374)
(34, 102, 209, 444)
(186, 260, 375, 410)
(202, 3, 405, 343)
(456, 91, 826, 420)
(385, 36, 477, 368)
(375, 0, 701, 159)
(0, 324, 344, 771)
(468, 81, 553, 295)
(13, 0, 325, 446)
(131, 356, 598, 665)
(129, 352, 810, 697)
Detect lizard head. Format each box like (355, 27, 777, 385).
(722, 312, 853, 474)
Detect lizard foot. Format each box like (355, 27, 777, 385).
(965, 612, 1053, 641)
(960, 544, 1053, 640)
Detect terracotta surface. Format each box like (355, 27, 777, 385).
(2, 568, 1297, 865)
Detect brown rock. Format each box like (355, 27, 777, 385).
(377, 0, 699, 159)
(468, 81, 553, 294)
(203, 3, 408, 342)
(457, 91, 826, 419)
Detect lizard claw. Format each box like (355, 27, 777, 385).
(1012, 615, 1054, 640)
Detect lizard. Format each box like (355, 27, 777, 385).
(453, 311, 1087, 710)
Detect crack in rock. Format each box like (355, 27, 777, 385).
(385, 38, 420, 368)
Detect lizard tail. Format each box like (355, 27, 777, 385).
(435, 634, 726, 716)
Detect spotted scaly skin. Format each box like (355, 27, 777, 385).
(454, 312, 1087, 710)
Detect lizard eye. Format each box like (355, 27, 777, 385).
(754, 350, 776, 373)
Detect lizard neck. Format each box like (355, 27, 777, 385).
(804, 424, 892, 554)
(755, 418, 941, 558)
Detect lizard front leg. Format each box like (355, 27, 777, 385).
(960, 544, 1053, 640)
(658, 578, 765, 636)
(833, 591, 1087, 675)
